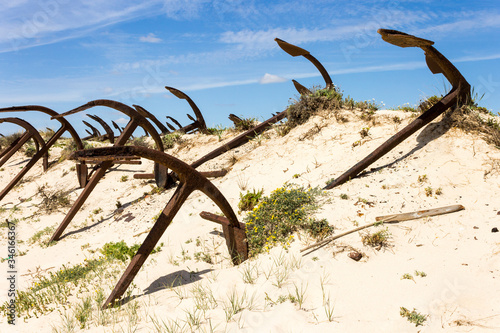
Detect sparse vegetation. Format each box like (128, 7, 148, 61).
(36, 185, 72, 213)
(362, 228, 390, 248)
(0, 240, 163, 319)
(400, 307, 427, 327)
(244, 184, 333, 256)
(234, 117, 258, 131)
(238, 188, 263, 212)
(120, 175, 128, 182)
(162, 132, 184, 149)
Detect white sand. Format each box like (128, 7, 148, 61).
(0, 108, 499, 332)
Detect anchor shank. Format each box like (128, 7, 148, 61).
(324, 91, 457, 189)
(103, 182, 194, 308)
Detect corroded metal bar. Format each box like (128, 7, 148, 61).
(49, 99, 173, 243)
(70, 146, 247, 308)
(133, 105, 170, 135)
(191, 110, 287, 169)
(199, 169, 228, 178)
(86, 160, 142, 165)
(87, 114, 115, 143)
(275, 38, 333, 90)
(112, 120, 123, 134)
(324, 29, 471, 190)
(166, 116, 182, 130)
(0, 106, 89, 201)
(83, 120, 101, 139)
(165, 86, 209, 134)
(0, 117, 49, 171)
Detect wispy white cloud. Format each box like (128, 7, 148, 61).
(139, 33, 162, 43)
(0, 1, 162, 53)
(259, 73, 287, 84)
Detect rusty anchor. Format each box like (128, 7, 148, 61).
(69, 145, 247, 308)
(324, 29, 471, 190)
(112, 120, 124, 134)
(82, 120, 102, 140)
(87, 114, 116, 143)
(132, 105, 170, 135)
(0, 106, 89, 202)
(48, 99, 174, 243)
(0, 117, 49, 171)
(164, 86, 209, 134)
(275, 38, 333, 92)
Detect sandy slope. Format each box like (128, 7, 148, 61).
(0, 108, 499, 332)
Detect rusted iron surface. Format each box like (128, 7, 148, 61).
(190, 110, 287, 169)
(165, 86, 209, 134)
(0, 117, 49, 171)
(292, 79, 312, 95)
(199, 169, 228, 178)
(70, 145, 247, 308)
(49, 99, 173, 243)
(133, 105, 170, 135)
(166, 116, 182, 130)
(87, 114, 115, 143)
(228, 114, 243, 127)
(275, 38, 333, 90)
(112, 120, 124, 134)
(324, 29, 471, 190)
(0, 105, 89, 201)
(82, 120, 102, 140)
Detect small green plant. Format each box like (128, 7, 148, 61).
(193, 251, 213, 264)
(28, 226, 56, 245)
(425, 187, 433, 197)
(414, 270, 427, 277)
(292, 173, 300, 179)
(100, 240, 163, 262)
(362, 229, 390, 248)
(244, 184, 333, 256)
(120, 175, 128, 182)
(401, 273, 414, 282)
(418, 95, 441, 113)
(400, 307, 427, 326)
(234, 117, 257, 131)
(435, 187, 443, 195)
(418, 174, 428, 183)
(359, 127, 370, 138)
(92, 207, 102, 215)
(340, 193, 349, 200)
(162, 132, 184, 149)
(238, 189, 263, 212)
(24, 143, 37, 157)
(36, 185, 72, 213)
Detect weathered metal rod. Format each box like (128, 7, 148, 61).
(275, 38, 333, 90)
(87, 114, 115, 143)
(0, 117, 49, 171)
(70, 146, 246, 308)
(324, 29, 471, 190)
(190, 110, 287, 169)
(165, 86, 209, 134)
(133, 105, 170, 135)
(0, 106, 89, 201)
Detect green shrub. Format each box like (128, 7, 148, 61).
(238, 189, 263, 212)
(24, 143, 37, 157)
(400, 307, 427, 326)
(286, 87, 343, 127)
(234, 117, 258, 131)
(162, 132, 183, 149)
(244, 184, 333, 256)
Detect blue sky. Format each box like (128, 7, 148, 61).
(0, 0, 499, 136)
